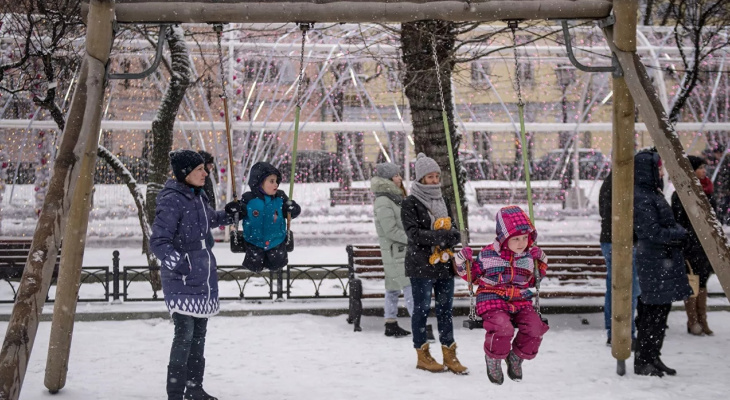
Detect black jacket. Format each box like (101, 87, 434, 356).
(633, 151, 692, 304)
(598, 172, 612, 243)
(671, 191, 714, 277)
(401, 195, 460, 280)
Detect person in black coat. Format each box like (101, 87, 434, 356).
(402, 153, 466, 374)
(633, 149, 692, 377)
(598, 172, 640, 346)
(671, 155, 715, 336)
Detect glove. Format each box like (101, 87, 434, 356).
(284, 199, 301, 217)
(454, 247, 473, 266)
(225, 200, 243, 217)
(439, 230, 461, 248)
(520, 288, 537, 298)
(529, 246, 544, 262)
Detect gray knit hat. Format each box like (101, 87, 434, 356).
(375, 162, 400, 180)
(414, 152, 440, 182)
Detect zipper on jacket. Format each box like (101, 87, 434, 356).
(200, 196, 212, 302)
(183, 253, 192, 286)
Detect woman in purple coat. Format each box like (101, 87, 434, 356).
(151, 150, 241, 400)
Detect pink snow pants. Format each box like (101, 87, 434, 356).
(481, 308, 549, 360)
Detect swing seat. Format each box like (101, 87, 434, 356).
(463, 318, 483, 330)
(229, 231, 247, 253)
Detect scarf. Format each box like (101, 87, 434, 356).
(410, 181, 448, 225)
(700, 176, 714, 196)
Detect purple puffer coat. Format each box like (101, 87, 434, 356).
(151, 179, 232, 317)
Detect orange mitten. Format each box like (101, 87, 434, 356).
(429, 217, 454, 265)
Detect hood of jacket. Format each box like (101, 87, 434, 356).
(371, 176, 405, 197)
(248, 162, 282, 192)
(160, 179, 203, 201)
(494, 205, 537, 250)
(634, 150, 662, 191)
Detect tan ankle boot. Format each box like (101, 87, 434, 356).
(685, 297, 703, 336)
(416, 343, 445, 372)
(697, 288, 714, 336)
(442, 343, 469, 375)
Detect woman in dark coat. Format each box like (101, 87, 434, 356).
(402, 153, 466, 375)
(633, 149, 692, 377)
(671, 155, 715, 336)
(151, 150, 240, 400)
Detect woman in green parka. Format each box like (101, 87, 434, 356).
(372, 162, 415, 337)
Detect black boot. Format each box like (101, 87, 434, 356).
(426, 324, 436, 342)
(653, 358, 676, 376)
(184, 357, 218, 400)
(634, 363, 664, 377)
(167, 365, 187, 400)
(384, 321, 411, 337)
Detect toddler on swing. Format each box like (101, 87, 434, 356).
(226, 162, 301, 272)
(453, 205, 549, 385)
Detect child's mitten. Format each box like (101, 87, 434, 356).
(454, 247, 473, 266)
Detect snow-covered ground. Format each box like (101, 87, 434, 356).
(10, 310, 730, 400)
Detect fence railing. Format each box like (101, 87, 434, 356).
(0, 250, 349, 304)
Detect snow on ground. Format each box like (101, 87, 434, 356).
(10, 310, 730, 400)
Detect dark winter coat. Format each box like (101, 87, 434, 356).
(401, 194, 459, 280)
(671, 191, 714, 277)
(599, 172, 612, 243)
(633, 151, 692, 305)
(151, 179, 233, 317)
(241, 162, 301, 250)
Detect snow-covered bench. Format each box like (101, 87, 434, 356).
(0, 239, 61, 280)
(329, 188, 374, 207)
(345, 243, 606, 331)
(475, 187, 565, 206)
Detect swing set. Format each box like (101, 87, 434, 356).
(3, 1, 730, 398)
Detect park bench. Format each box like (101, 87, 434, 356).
(329, 187, 375, 207)
(0, 239, 62, 280)
(475, 187, 565, 206)
(345, 242, 606, 331)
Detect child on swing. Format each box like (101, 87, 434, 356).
(453, 205, 549, 385)
(228, 161, 301, 272)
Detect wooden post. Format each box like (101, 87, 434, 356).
(0, 54, 91, 400)
(44, 0, 115, 393)
(606, 26, 730, 302)
(609, 0, 637, 365)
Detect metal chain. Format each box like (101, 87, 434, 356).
(296, 25, 309, 108)
(214, 25, 227, 98)
(509, 21, 524, 107)
(430, 34, 448, 115)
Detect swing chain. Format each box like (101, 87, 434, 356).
(214, 24, 227, 99)
(430, 34, 448, 118)
(508, 21, 524, 108)
(296, 23, 312, 108)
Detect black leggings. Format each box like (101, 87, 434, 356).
(634, 297, 671, 366)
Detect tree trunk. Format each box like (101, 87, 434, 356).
(145, 25, 192, 226)
(97, 146, 161, 291)
(401, 20, 468, 235)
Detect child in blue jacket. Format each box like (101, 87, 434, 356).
(237, 162, 301, 272)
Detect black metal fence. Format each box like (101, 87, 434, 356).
(0, 250, 350, 304)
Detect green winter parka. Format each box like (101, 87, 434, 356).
(371, 176, 411, 291)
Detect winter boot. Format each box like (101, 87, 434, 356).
(697, 288, 714, 336)
(653, 357, 676, 376)
(425, 324, 436, 342)
(384, 321, 411, 338)
(485, 356, 504, 385)
(441, 343, 469, 375)
(684, 297, 703, 335)
(416, 343, 446, 373)
(506, 351, 523, 381)
(184, 357, 218, 400)
(634, 363, 664, 377)
(167, 365, 187, 400)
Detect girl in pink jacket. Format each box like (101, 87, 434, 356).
(454, 205, 549, 385)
